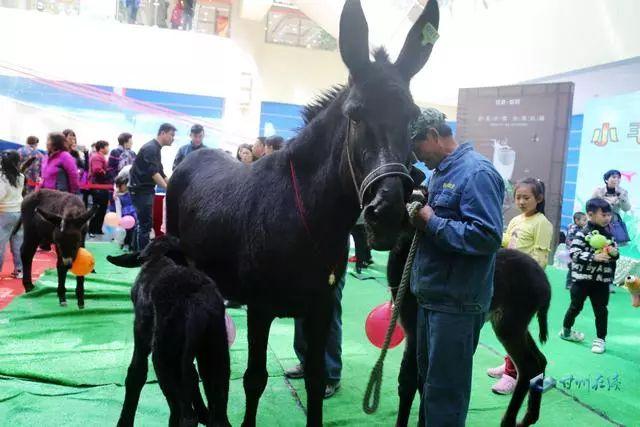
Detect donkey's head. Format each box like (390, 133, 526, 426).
(37, 206, 95, 266)
(340, 0, 439, 250)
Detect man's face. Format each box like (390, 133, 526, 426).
(588, 209, 612, 228)
(264, 145, 274, 155)
(160, 130, 175, 146)
(253, 141, 265, 158)
(191, 131, 204, 146)
(413, 131, 443, 170)
(124, 138, 133, 150)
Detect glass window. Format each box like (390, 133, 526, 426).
(266, 6, 336, 51)
(194, 1, 230, 37)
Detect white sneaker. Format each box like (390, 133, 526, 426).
(591, 338, 606, 354)
(487, 363, 506, 379)
(559, 329, 585, 342)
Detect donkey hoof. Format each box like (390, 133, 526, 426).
(78, 304, 85, 310)
(59, 301, 68, 307)
(23, 283, 35, 293)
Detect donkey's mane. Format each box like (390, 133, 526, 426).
(372, 47, 390, 63)
(300, 47, 392, 127)
(301, 85, 345, 125)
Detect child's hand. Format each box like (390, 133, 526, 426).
(594, 253, 611, 262)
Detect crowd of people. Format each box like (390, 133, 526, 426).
(0, 108, 634, 424)
(0, 123, 286, 276)
(119, 0, 211, 32)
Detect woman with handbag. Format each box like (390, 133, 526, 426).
(593, 169, 631, 293)
(593, 169, 631, 245)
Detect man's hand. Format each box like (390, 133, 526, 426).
(594, 252, 611, 263)
(409, 204, 434, 230)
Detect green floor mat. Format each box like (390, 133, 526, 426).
(0, 245, 636, 426)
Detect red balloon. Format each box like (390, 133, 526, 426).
(365, 301, 405, 349)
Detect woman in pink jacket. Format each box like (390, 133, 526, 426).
(41, 132, 80, 194)
(88, 140, 113, 236)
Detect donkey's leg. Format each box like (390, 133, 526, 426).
(519, 332, 547, 427)
(302, 294, 332, 427)
(20, 235, 38, 292)
(496, 332, 534, 427)
(75, 276, 86, 309)
(153, 353, 185, 427)
(396, 293, 420, 427)
(56, 259, 70, 307)
(118, 316, 152, 427)
(241, 307, 273, 427)
(189, 363, 208, 424)
(198, 317, 231, 427)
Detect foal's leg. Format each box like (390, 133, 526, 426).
(198, 318, 231, 427)
(519, 332, 547, 427)
(75, 276, 86, 309)
(56, 258, 70, 307)
(302, 295, 332, 427)
(496, 331, 535, 427)
(153, 353, 186, 427)
(118, 316, 153, 427)
(20, 235, 38, 292)
(189, 363, 208, 424)
(241, 307, 274, 427)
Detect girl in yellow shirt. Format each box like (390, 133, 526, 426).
(489, 178, 553, 395)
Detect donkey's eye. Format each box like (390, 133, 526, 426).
(347, 106, 364, 123)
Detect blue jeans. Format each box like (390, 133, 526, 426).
(293, 273, 345, 384)
(130, 191, 154, 251)
(0, 212, 23, 272)
(416, 306, 485, 427)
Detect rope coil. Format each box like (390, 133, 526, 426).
(363, 201, 423, 414)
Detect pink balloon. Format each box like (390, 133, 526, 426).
(119, 215, 136, 230)
(365, 301, 405, 349)
(225, 312, 236, 346)
(104, 212, 120, 227)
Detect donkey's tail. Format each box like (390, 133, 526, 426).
(537, 288, 550, 344)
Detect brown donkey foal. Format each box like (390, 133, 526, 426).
(18, 189, 95, 308)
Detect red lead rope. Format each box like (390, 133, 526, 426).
(289, 159, 313, 238)
(289, 158, 337, 285)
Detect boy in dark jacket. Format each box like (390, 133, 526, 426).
(560, 198, 619, 354)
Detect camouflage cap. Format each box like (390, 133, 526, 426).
(409, 107, 447, 141)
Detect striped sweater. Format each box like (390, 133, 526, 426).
(569, 223, 619, 285)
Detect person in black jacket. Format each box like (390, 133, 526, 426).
(560, 198, 619, 354)
(128, 123, 175, 250)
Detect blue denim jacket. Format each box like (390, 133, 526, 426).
(410, 143, 505, 313)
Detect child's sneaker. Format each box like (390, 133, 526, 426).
(486, 363, 506, 379)
(559, 328, 585, 342)
(10, 270, 23, 279)
(491, 374, 517, 395)
(591, 338, 606, 354)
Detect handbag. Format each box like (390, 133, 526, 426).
(609, 214, 630, 244)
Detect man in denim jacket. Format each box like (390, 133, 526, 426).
(409, 108, 505, 426)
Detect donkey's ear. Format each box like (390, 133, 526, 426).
(78, 206, 98, 225)
(394, 0, 439, 81)
(339, 0, 370, 79)
(36, 208, 62, 227)
(107, 253, 143, 268)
